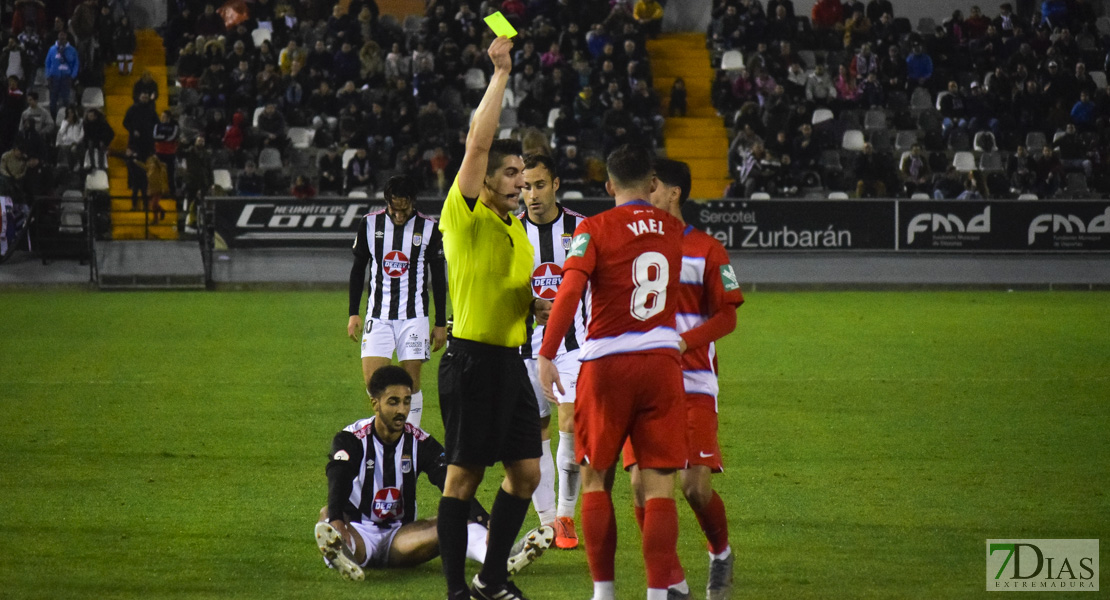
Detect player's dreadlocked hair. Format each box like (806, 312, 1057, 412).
(523, 153, 559, 180)
(485, 139, 523, 178)
(384, 175, 419, 203)
(606, 144, 655, 190)
(652, 158, 692, 205)
(367, 365, 414, 399)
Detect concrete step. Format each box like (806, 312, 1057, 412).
(691, 178, 733, 200)
(665, 137, 729, 157)
(111, 199, 178, 212)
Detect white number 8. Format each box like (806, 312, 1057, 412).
(630, 251, 669, 321)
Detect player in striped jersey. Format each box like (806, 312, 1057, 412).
(624, 159, 744, 600)
(315, 366, 551, 581)
(518, 154, 587, 549)
(348, 175, 448, 428)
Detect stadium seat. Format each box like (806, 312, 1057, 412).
(720, 50, 744, 71)
(819, 149, 842, 170)
(827, 192, 849, 199)
(1052, 130, 1067, 144)
(500, 107, 518, 128)
(1097, 16, 1110, 37)
(750, 192, 771, 199)
(812, 108, 834, 125)
(948, 130, 971, 151)
(342, 149, 357, 169)
(934, 91, 951, 111)
(85, 169, 109, 192)
(952, 151, 976, 172)
(80, 87, 104, 109)
(895, 131, 918, 151)
(213, 169, 233, 191)
(978, 152, 1005, 172)
(562, 191, 584, 199)
(797, 50, 816, 70)
(464, 68, 487, 90)
(917, 17, 936, 34)
(841, 130, 865, 151)
(973, 131, 996, 152)
(253, 106, 265, 127)
(348, 190, 369, 198)
(251, 28, 271, 47)
(547, 108, 561, 129)
(1091, 71, 1108, 90)
(870, 130, 894, 152)
(910, 193, 931, 199)
(258, 148, 283, 171)
(863, 109, 886, 130)
(498, 127, 514, 139)
(1066, 173, 1089, 196)
(1017, 193, 1038, 200)
(287, 127, 314, 149)
(910, 87, 933, 111)
(1025, 132, 1047, 153)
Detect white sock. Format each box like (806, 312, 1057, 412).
(649, 580, 688, 599)
(592, 581, 615, 600)
(532, 438, 556, 525)
(556, 430, 580, 518)
(710, 546, 732, 561)
(406, 390, 423, 428)
(465, 522, 487, 563)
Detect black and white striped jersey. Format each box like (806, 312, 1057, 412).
(349, 210, 447, 326)
(325, 418, 445, 526)
(518, 205, 588, 359)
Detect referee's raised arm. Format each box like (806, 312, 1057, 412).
(456, 36, 513, 200)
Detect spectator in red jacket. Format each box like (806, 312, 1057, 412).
(812, 0, 844, 30)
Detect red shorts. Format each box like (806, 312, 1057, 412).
(623, 392, 722, 472)
(574, 352, 686, 471)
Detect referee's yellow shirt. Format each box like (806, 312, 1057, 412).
(440, 178, 534, 348)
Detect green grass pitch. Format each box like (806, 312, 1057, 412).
(1, 290, 1107, 599)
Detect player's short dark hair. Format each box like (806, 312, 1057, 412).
(653, 158, 692, 205)
(486, 139, 523, 178)
(384, 175, 418, 202)
(523, 153, 559, 180)
(368, 365, 414, 399)
(606, 144, 654, 190)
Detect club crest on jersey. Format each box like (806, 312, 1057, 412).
(383, 250, 410, 277)
(531, 263, 563, 300)
(561, 233, 572, 251)
(401, 455, 412, 474)
(372, 487, 403, 520)
(412, 233, 422, 246)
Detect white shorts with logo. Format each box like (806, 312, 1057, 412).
(361, 317, 430, 362)
(349, 520, 403, 568)
(524, 350, 580, 419)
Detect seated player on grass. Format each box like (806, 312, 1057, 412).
(315, 365, 552, 581)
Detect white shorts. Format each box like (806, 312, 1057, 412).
(524, 350, 580, 419)
(361, 317, 430, 362)
(349, 520, 402, 568)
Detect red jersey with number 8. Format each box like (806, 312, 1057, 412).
(562, 200, 685, 361)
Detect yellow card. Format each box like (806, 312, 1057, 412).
(483, 11, 518, 38)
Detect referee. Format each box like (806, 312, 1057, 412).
(436, 36, 552, 600)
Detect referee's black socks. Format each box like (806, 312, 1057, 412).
(438, 496, 471, 595)
(480, 488, 531, 586)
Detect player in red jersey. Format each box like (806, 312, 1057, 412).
(623, 159, 744, 600)
(539, 145, 692, 600)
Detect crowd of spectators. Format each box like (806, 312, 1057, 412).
(160, 0, 669, 197)
(712, 0, 1110, 199)
(0, 0, 130, 204)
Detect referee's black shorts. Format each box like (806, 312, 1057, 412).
(438, 337, 542, 467)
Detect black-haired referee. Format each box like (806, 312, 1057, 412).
(436, 36, 553, 600)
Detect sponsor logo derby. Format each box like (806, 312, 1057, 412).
(987, 539, 1098, 591)
(371, 487, 403, 520)
(382, 251, 410, 277)
(532, 263, 563, 299)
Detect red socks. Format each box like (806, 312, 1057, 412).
(693, 491, 730, 555)
(643, 497, 683, 589)
(581, 491, 617, 582)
